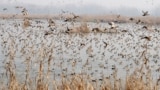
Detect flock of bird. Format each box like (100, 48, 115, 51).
(0, 7, 160, 89)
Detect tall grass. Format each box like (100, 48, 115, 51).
(0, 36, 159, 90)
(0, 13, 159, 89)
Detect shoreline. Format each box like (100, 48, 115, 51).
(0, 13, 160, 25)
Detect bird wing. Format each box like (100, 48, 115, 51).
(142, 10, 145, 13)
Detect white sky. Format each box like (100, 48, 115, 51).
(2, 0, 159, 9)
(1, 0, 160, 16)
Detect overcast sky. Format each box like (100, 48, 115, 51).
(0, 0, 160, 16)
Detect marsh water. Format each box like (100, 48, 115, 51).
(0, 19, 160, 83)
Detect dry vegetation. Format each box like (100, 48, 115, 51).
(0, 8, 160, 90)
(1, 14, 160, 25)
(1, 37, 160, 90)
(0, 19, 160, 90)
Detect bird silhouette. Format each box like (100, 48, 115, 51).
(92, 28, 101, 32)
(136, 19, 141, 24)
(108, 22, 118, 29)
(142, 25, 148, 30)
(108, 22, 114, 28)
(3, 8, 7, 11)
(129, 17, 134, 21)
(48, 19, 55, 27)
(142, 11, 149, 16)
(140, 36, 151, 41)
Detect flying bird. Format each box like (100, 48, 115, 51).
(140, 36, 151, 41)
(48, 19, 55, 27)
(44, 31, 53, 36)
(121, 30, 128, 32)
(136, 19, 141, 24)
(21, 8, 28, 15)
(142, 25, 148, 30)
(65, 27, 72, 33)
(92, 28, 101, 32)
(103, 41, 108, 48)
(15, 6, 23, 9)
(108, 22, 117, 29)
(3, 8, 7, 11)
(64, 18, 72, 22)
(142, 11, 149, 16)
(129, 17, 134, 21)
(72, 13, 79, 19)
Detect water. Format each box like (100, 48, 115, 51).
(0, 19, 160, 83)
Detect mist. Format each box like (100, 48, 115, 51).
(0, 2, 159, 16)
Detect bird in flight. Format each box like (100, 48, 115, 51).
(142, 11, 149, 16)
(3, 8, 7, 11)
(108, 22, 117, 29)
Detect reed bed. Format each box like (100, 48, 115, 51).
(0, 35, 159, 90)
(0, 57, 160, 90)
(0, 12, 160, 89)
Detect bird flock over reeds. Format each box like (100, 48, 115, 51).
(0, 7, 160, 90)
